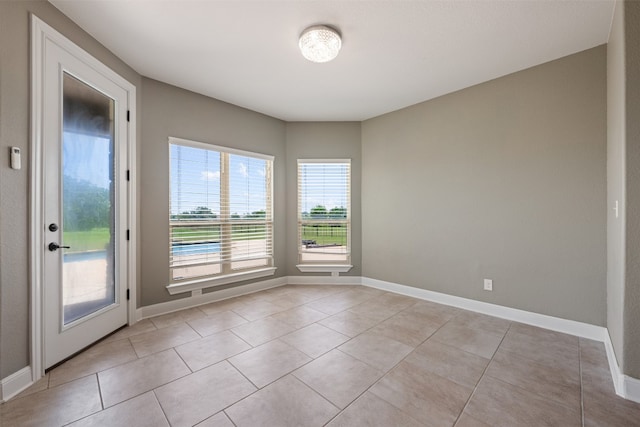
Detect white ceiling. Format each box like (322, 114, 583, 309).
(49, 0, 615, 122)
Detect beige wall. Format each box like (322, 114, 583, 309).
(285, 122, 362, 277)
(362, 46, 607, 325)
(0, 1, 141, 379)
(139, 78, 286, 306)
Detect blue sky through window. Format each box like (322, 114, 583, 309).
(170, 144, 268, 217)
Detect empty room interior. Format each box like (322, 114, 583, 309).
(1, 0, 640, 426)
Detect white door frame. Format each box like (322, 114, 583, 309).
(30, 15, 137, 379)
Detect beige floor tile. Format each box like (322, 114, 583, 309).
(368, 311, 441, 347)
(188, 310, 248, 337)
(455, 413, 492, 427)
(580, 338, 610, 373)
(225, 375, 339, 427)
(499, 325, 579, 371)
(357, 286, 387, 297)
(280, 323, 350, 358)
(294, 349, 383, 409)
(486, 347, 581, 409)
(229, 340, 311, 388)
(510, 322, 578, 346)
(49, 338, 138, 387)
(464, 376, 581, 426)
(449, 310, 511, 334)
(199, 298, 247, 316)
(370, 359, 472, 426)
(581, 353, 616, 395)
(268, 291, 320, 308)
(306, 289, 376, 315)
(338, 332, 413, 371)
(1, 375, 101, 427)
(154, 361, 256, 427)
(102, 318, 157, 343)
(348, 292, 417, 322)
(257, 285, 295, 300)
(347, 293, 417, 323)
(431, 321, 504, 359)
(583, 386, 640, 427)
(230, 317, 295, 346)
(68, 392, 169, 427)
(319, 310, 380, 337)
(149, 307, 207, 329)
(270, 305, 329, 328)
(129, 322, 200, 357)
(410, 339, 489, 388)
(326, 392, 423, 427)
(231, 299, 288, 321)
(7, 285, 636, 427)
(287, 284, 351, 300)
(11, 373, 49, 400)
(403, 300, 461, 323)
(98, 349, 190, 408)
(175, 330, 252, 371)
(196, 411, 235, 427)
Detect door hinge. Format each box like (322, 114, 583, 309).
(126, 229, 130, 241)
(126, 110, 130, 122)
(126, 170, 130, 181)
(126, 289, 130, 300)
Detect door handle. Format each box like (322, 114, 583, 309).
(48, 242, 70, 252)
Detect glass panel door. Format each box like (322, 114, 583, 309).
(61, 73, 116, 325)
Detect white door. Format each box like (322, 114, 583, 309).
(41, 30, 130, 369)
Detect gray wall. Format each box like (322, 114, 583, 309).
(139, 78, 286, 306)
(607, 0, 640, 379)
(0, 1, 141, 379)
(622, 0, 640, 378)
(607, 0, 626, 373)
(362, 46, 607, 325)
(0, 0, 630, 383)
(285, 122, 362, 277)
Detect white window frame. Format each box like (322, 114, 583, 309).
(297, 159, 352, 274)
(166, 137, 275, 295)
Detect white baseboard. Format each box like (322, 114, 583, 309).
(138, 276, 288, 319)
(362, 276, 640, 403)
(362, 277, 606, 341)
(604, 332, 640, 403)
(1, 366, 33, 403)
(287, 275, 362, 286)
(624, 375, 640, 403)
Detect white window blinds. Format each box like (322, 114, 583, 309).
(169, 138, 273, 282)
(297, 159, 351, 264)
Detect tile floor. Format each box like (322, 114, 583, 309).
(2, 285, 640, 426)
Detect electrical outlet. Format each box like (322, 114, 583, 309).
(484, 279, 493, 291)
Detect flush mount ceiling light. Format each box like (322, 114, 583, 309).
(299, 25, 342, 63)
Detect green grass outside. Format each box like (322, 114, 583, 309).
(171, 224, 269, 243)
(63, 227, 110, 252)
(301, 224, 347, 246)
(63, 223, 346, 251)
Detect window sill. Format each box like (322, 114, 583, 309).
(166, 267, 277, 295)
(296, 264, 353, 275)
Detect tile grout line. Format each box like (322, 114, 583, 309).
(150, 389, 172, 427)
(321, 309, 461, 426)
(453, 320, 513, 426)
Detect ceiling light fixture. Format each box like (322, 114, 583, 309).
(299, 25, 342, 63)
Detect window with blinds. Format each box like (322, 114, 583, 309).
(297, 159, 351, 264)
(169, 138, 273, 282)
